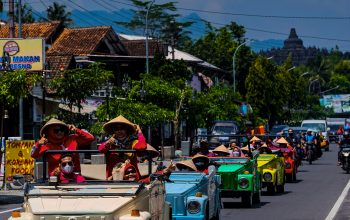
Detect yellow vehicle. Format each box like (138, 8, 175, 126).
(257, 151, 285, 194)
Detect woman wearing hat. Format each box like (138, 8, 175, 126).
(31, 118, 95, 175)
(212, 145, 231, 157)
(98, 115, 147, 178)
(175, 160, 197, 172)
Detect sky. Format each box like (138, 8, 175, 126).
(5, 0, 350, 52)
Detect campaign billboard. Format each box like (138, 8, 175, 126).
(320, 94, 350, 113)
(0, 38, 45, 71)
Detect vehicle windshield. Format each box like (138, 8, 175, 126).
(302, 123, 325, 132)
(328, 124, 341, 132)
(271, 125, 288, 134)
(209, 157, 249, 164)
(212, 125, 237, 134)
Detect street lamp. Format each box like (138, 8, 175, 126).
(145, 0, 155, 74)
(309, 78, 319, 93)
(300, 72, 309, 77)
(320, 85, 339, 95)
(287, 66, 296, 72)
(233, 40, 252, 93)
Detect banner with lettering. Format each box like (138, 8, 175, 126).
(0, 38, 45, 71)
(5, 140, 35, 182)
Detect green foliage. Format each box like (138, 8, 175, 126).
(49, 63, 113, 110)
(45, 1, 73, 27)
(188, 84, 241, 129)
(0, 70, 38, 107)
(15, 3, 35, 23)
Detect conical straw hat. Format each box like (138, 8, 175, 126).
(261, 143, 268, 148)
(213, 145, 230, 154)
(250, 136, 261, 142)
(176, 160, 197, 171)
(192, 154, 209, 164)
(276, 137, 288, 144)
(103, 115, 136, 134)
(146, 144, 160, 158)
(241, 145, 249, 151)
(40, 118, 68, 136)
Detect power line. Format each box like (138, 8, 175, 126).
(177, 7, 350, 20)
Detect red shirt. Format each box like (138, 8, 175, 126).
(31, 129, 95, 175)
(98, 132, 147, 178)
(57, 172, 86, 184)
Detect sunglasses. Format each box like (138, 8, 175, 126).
(124, 168, 136, 175)
(53, 126, 65, 134)
(61, 161, 73, 166)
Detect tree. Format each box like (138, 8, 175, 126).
(116, 0, 192, 42)
(245, 56, 288, 127)
(46, 2, 73, 27)
(49, 63, 113, 111)
(14, 2, 35, 23)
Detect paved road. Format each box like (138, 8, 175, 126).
(221, 143, 350, 220)
(0, 143, 349, 220)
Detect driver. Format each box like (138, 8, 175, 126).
(176, 160, 198, 172)
(212, 145, 231, 157)
(51, 153, 85, 183)
(192, 154, 210, 174)
(338, 131, 350, 165)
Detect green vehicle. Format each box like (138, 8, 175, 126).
(257, 152, 285, 194)
(210, 154, 261, 208)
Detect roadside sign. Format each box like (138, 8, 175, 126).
(5, 140, 35, 182)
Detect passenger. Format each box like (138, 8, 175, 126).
(250, 136, 262, 149)
(192, 139, 214, 157)
(258, 143, 272, 154)
(123, 163, 140, 181)
(192, 154, 210, 174)
(31, 118, 95, 175)
(138, 144, 160, 163)
(231, 146, 243, 157)
(98, 115, 147, 178)
(176, 160, 198, 172)
(240, 145, 252, 158)
(51, 153, 85, 183)
(212, 145, 230, 157)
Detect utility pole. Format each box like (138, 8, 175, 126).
(9, 0, 15, 38)
(18, 0, 24, 138)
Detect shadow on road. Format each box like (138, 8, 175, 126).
(0, 195, 23, 205)
(222, 201, 270, 209)
(261, 190, 292, 197)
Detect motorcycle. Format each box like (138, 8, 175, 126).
(305, 142, 316, 164)
(340, 146, 350, 173)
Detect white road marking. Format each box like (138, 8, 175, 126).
(0, 207, 22, 214)
(325, 178, 350, 220)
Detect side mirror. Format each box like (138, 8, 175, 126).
(327, 127, 330, 131)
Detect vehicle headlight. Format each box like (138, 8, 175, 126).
(285, 162, 291, 169)
(187, 200, 201, 214)
(238, 177, 249, 189)
(263, 172, 272, 182)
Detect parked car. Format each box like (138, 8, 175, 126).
(8, 150, 172, 220)
(208, 120, 239, 148)
(165, 166, 221, 219)
(269, 124, 289, 135)
(210, 155, 261, 207)
(257, 152, 285, 194)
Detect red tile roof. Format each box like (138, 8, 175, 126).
(0, 21, 62, 40)
(47, 26, 119, 56)
(122, 39, 167, 57)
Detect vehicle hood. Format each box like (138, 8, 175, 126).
(28, 196, 133, 214)
(218, 164, 245, 173)
(165, 183, 196, 195)
(257, 155, 276, 168)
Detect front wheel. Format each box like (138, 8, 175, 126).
(241, 193, 253, 208)
(307, 150, 313, 164)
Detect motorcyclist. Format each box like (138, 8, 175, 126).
(303, 129, 317, 160)
(338, 130, 350, 165)
(286, 128, 300, 146)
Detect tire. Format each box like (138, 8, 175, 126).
(286, 173, 293, 183)
(267, 184, 275, 194)
(276, 184, 285, 193)
(325, 146, 329, 152)
(292, 169, 297, 181)
(241, 193, 253, 208)
(307, 150, 313, 164)
(252, 190, 261, 204)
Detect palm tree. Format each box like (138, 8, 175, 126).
(46, 2, 73, 27)
(15, 3, 35, 23)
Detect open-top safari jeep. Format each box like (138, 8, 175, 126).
(257, 150, 285, 194)
(210, 154, 261, 208)
(165, 165, 221, 220)
(8, 150, 171, 220)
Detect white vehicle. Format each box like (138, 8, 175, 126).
(8, 150, 171, 220)
(301, 119, 329, 150)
